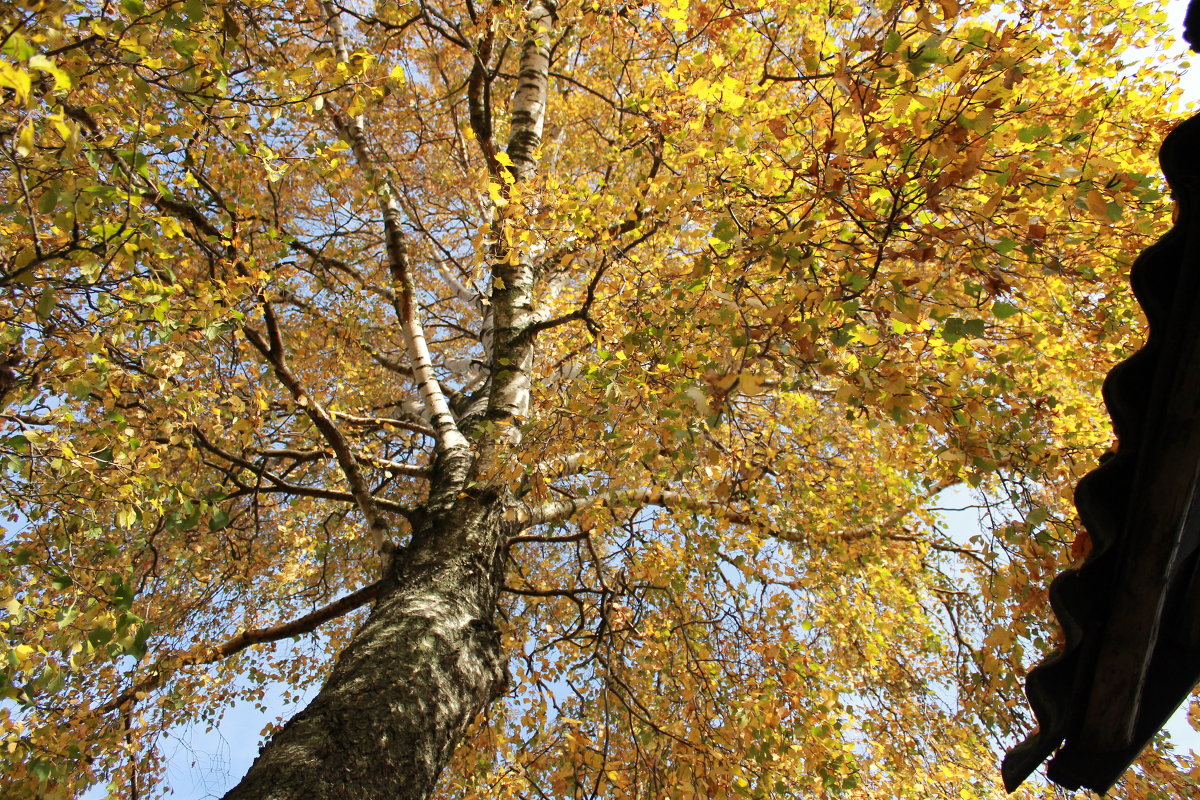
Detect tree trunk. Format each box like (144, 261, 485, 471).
(218, 4, 554, 796)
(222, 482, 509, 800)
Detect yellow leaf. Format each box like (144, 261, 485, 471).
(15, 124, 34, 157)
(487, 182, 508, 207)
(738, 374, 769, 395)
(663, 0, 688, 31)
(855, 328, 880, 346)
(683, 385, 708, 412)
(159, 216, 185, 239)
(937, 0, 959, 18)
(28, 54, 72, 90)
(495, 152, 514, 167)
(1085, 189, 1109, 221)
(0, 63, 32, 102)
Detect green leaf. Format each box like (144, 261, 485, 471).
(208, 507, 230, 531)
(35, 287, 56, 321)
(992, 301, 1019, 319)
(42, 666, 65, 694)
(711, 217, 738, 244)
(941, 318, 965, 343)
(1017, 123, 1051, 143)
(964, 28, 990, 48)
(126, 622, 153, 660)
(37, 189, 59, 214)
(29, 759, 53, 783)
(994, 237, 1017, 255)
(112, 580, 134, 611)
(87, 627, 113, 647)
(1, 34, 35, 61)
(941, 317, 985, 342)
(172, 36, 200, 57)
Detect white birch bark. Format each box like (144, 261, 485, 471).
(485, 0, 556, 436)
(322, 1, 468, 456)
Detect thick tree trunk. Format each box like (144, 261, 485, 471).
(222, 483, 509, 800)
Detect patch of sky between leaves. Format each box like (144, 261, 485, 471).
(1149, 0, 1199, 106)
(79, 676, 317, 800)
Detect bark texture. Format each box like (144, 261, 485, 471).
(222, 479, 510, 800)
(505, 0, 554, 181)
(486, 0, 556, 435)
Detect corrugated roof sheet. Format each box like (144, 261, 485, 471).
(1002, 105, 1200, 793)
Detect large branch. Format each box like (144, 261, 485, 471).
(241, 310, 395, 552)
(505, 0, 554, 181)
(511, 477, 959, 543)
(100, 579, 382, 714)
(322, 1, 468, 455)
(481, 0, 556, 444)
(534, 451, 589, 480)
(466, 16, 497, 169)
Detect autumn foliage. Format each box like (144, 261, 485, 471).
(0, 0, 1197, 797)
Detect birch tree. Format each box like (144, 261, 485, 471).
(1, 0, 1195, 798)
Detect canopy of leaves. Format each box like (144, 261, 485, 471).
(0, 0, 1195, 797)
